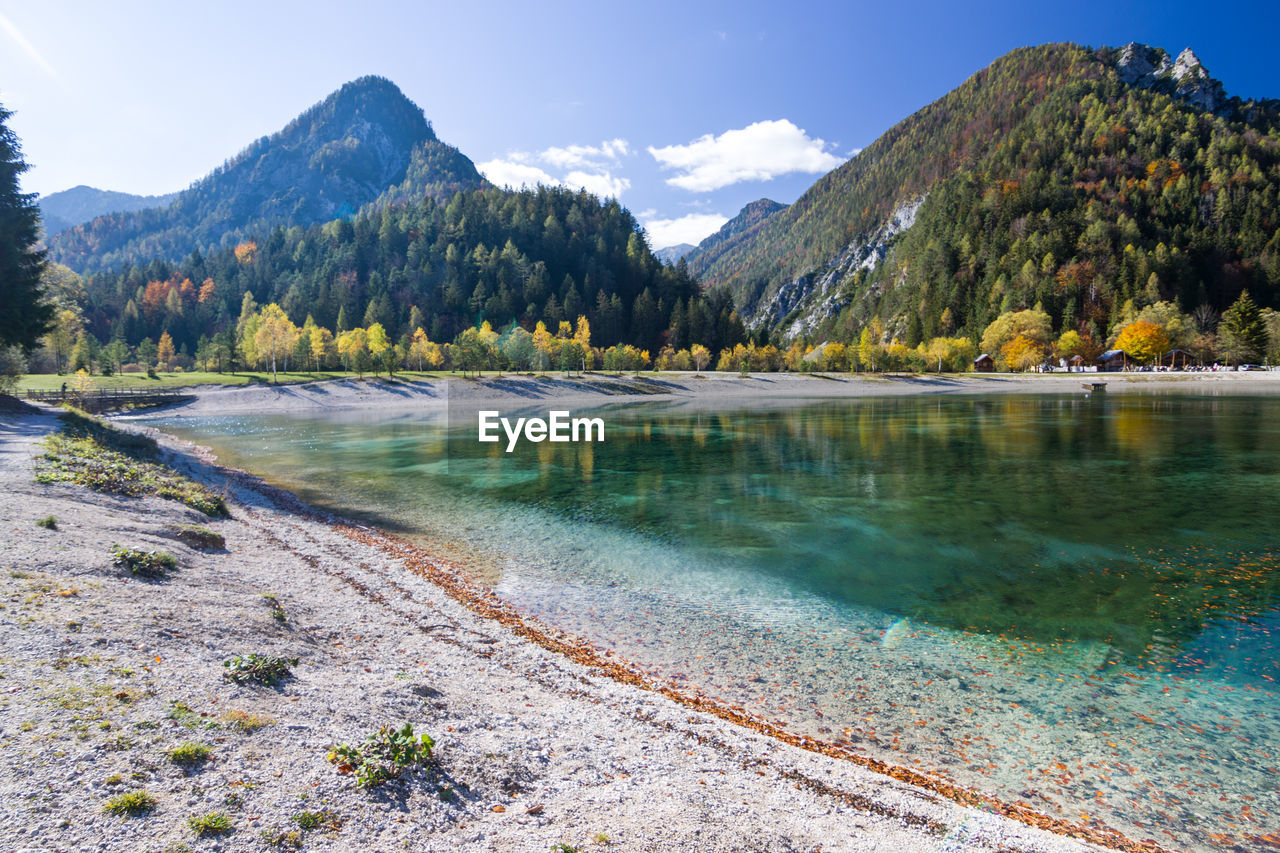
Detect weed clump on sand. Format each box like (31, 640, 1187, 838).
(223, 654, 298, 687)
(327, 723, 434, 789)
(36, 515, 57, 530)
(103, 789, 157, 816)
(171, 524, 225, 550)
(35, 408, 228, 517)
(188, 811, 233, 836)
(292, 809, 343, 831)
(112, 546, 177, 579)
(167, 741, 213, 767)
(261, 593, 287, 622)
(221, 709, 276, 731)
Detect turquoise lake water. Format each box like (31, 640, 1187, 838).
(147, 392, 1280, 850)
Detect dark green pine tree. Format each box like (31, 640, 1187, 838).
(0, 102, 50, 350)
(1219, 290, 1269, 364)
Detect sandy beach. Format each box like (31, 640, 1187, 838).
(5, 374, 1252, 851)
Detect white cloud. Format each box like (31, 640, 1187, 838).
(643, 212, 729, 250)
(480, 139, 631, 199)
(478, 159, 561, 190)
(564, 170, 630, 199)
(542, 138, 630, 170)
(649, 119, 843, 192)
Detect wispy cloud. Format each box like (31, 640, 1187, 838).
(0, 12, 55, 77)
(649, 119, 843, 192)
(643, 212, 729, 249)
(479, 138, 631, 198)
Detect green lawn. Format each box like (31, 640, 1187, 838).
(17, 371, 358, 392)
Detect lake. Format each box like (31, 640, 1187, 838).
(146, 392, 1280, 851)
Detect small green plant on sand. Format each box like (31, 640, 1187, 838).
(167, 740, 213, 767)
(262, 593, 287, 622)
(188, 811, 233, 836)
(260, 828, 303, 849)
(327, 723, 434, 789)
(103, 789, 157, 816)
(292, 808, 342, 831)
(223, 654, 298, 686)
(112, 546, 177, 579)
(551, 845, 582, 853)
(36, 515, 57, 530)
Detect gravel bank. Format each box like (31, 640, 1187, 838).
(151, 370, 1280, 418)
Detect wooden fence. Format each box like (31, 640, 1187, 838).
(25, 388, 194, 413)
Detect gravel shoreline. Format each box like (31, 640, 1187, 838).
(1, 401, 1150, 852)
(144, 370, 1280, 419)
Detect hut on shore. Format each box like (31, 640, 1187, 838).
(1096, 349, 1133, 372)
(1161, 349, 1194, 369)
(973, 353, 995, 372)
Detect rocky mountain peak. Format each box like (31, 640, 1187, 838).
(1115, 42, 1226, 113)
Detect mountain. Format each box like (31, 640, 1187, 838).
(683, 198, 786, 275)
(49, 76, 485, 272)
(38, 186, 178, 237)
(686, 43, 1280, 345)
(653, 243, 694, 264)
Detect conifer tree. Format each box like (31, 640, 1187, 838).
(0, 103, 50, 350)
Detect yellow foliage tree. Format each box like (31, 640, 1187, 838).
(1001, 334, 1047, 371)
(690, 343, 711, 372)
(254, 304, 298, 382)
(157, 331, 176, 371)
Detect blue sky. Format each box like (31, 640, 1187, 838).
(2, 0, 1278, 249)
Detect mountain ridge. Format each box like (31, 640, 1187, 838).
(685, 42, 1280, 345)
(48, 76, 485, 272)
(38, 185, 179, 237)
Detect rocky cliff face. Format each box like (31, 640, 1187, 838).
(1115, 43, 1228, 114)
(758, 196, 924, 336)
(48, 76, 484, 272)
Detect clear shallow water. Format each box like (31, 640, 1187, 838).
(147, 394, 1280, 850)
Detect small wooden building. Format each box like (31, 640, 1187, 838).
(1096, 349, 1132, 372)
(974, 353, 995, 372)
(1161, 349, 1194, 369)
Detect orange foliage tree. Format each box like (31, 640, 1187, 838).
(1114, 320, 1170, 363)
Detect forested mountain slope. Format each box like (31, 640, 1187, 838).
(686, 43, 1280, 346)
(48, 76, 485, 272)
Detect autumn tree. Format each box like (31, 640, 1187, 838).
(690, 343, 711, 372)
(157, 332, 176, 371)
(336, 328, 369, 375)
(532, 321, 553, 372)
(980, 306, 1052, 357)
(1114, 320, 1169, 364)
(253, 304, 297, 381)
(1001, 335, 1046, 371)
(366, 323, 390, 375)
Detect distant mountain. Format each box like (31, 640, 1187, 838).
(38, 186, 178, 237)
(683, 198, 785, 274)
(686, 43, 1280, 344)
(49, 76, 485, 272)
(653, 243, 694, 265)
